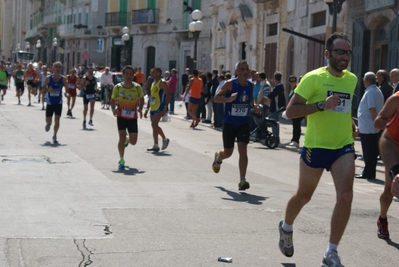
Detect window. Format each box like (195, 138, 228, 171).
(311, 11, 326, 28)
(267, 23, 278, 36)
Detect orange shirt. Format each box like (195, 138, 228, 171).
(190, 77, 203, 99)
(135, 71, 144, 84)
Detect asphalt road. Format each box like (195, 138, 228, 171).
(0, 83, 398, 266)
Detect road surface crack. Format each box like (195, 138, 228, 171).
(74, 239, 93, 267)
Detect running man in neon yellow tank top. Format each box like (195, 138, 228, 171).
(144, 68, 170, 152)
(278, 33, 359, 267)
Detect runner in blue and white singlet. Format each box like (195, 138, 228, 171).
(42, 62, 68, 144)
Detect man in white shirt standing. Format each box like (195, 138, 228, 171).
(101, 67, 113, 109)
(390, 68, 399, 94)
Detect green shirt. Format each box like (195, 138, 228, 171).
(15, 70, 24, 83)
(294, 67, 358, 149)
(0, 71, 8, 86)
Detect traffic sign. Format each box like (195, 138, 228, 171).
(81, 51, 90, 60)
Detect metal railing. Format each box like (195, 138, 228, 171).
(132, 8, 159, 25)
(105, 12, 129, 27)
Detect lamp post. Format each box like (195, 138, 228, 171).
(121, 26, 130, 67)
(324, 0, 346, 33)
(188, 9, 204, 70)
(25, 42, 30, 52)
(52, 37, 58, 63)
(36, 40, 41, 62)
(17, 43, 20, 51)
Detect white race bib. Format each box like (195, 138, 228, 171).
(17, 75, 22, 79)
(121, 108, 135, 118)
(327, 90, 351, 113)
(28, 76, 33, 80)
(86, 94, 95, 99)
(68, 83, 75, 89)
(50, 89, 60, 97)
(231, 104, 248, 116)
(150, 97, 156, 105)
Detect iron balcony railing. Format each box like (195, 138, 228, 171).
(132, 8, 159, 25)
(105, 12, 129, 27)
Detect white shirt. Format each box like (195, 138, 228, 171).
(101, 72, 113, 85)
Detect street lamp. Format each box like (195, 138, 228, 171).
(52, 37, 58, 63)
(17, 43, 20, 51)
(121, 26, 130, 67)
(188, 9, 204, 70)
(36, 40, 41, 62)
(25, 42, 30, 52)
(324, 0, 346, 33)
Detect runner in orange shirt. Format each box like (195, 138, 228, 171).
(135, 67, 145, 86)
(183, 69, 203, 128)
(374, 91, 399, 239)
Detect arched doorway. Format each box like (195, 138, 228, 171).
(146, 46, 155, 77)
(373, 21, 389, 72)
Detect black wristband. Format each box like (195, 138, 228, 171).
(389, 164, 399, 180)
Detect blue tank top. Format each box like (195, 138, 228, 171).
(45, 75, 64, 105)
(223, 78, 253, 126)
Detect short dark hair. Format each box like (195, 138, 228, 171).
(376, 69, 388, 82)
(226, 73, 232, 79)
(259, 72, 266, 80)
(154, 67, 162, 74)
(326, 32, 351, 52)
(212, 69, 218, 75)
(193, 69, 199, 76)
(206, 72, 212, 79)
(122, 65, 134, 74)
(289, 75, 297, 82)
(274, 71, 282, 81)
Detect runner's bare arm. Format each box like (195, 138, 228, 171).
(214, 80, 236, 103)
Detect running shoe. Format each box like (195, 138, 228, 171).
(162, 138, 170, 150)
(118, 159, 125, 169)
(147, 146, 160, 152)
(38, 98, 40, 103)
(42, 106, 45, 110)
(194, 118, 200, 127)
(278, 220, 294, 257)
(124, 136, 129, 147)
(212, 152, 221, 173)
(27, 102, 31, 106)
(45, 124, 51, 132)
(321, 250, 344, 267)
(238, 180, 250, 190)
(88, 119, 93, 126)
(377, 218, 390, 239)
(83, 120, 87, 129)
(18, 100, 21, 105)
(52, 135, 58, 144)
(70, 110, 73, 117)
(1, 95, 3, 101)
(67, 109, 71, 116)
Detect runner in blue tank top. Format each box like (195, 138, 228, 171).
(212, 60, 258, 191)
(42, 62, 69, 144)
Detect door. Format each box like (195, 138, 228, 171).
(388, 15, 399, 71)
(264, 43, 277, 82)
(119, 0, 128, 25)
(306, 34, 325, 72)
(146, 46, 156, 77)
(351, 21, 370, 100)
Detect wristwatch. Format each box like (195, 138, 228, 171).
(316, 101, 324, 111)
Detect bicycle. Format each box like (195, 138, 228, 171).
(102, 84, 112, 109)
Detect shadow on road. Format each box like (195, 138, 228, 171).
(385, 239, 399, 250)
(281, 263, 296, 267)
(364, 178, 385, 185)
(214, 186, 268, 205)
(82, 128, 97, 131)
(146, 151, 172, 156)
(112, 167, 145, 176)
(41, 142, 67, 147)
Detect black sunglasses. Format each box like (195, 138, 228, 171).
(331, 49, 352, 55)
(289, 80, 296, 83)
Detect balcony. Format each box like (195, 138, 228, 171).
(132, 8, 159, 25)
(42, 0, 63, 26)
(58, 24, 76, 37)
(76, 25, 108, 39)
(105, 12, 130, 28)
(25, 25, 41, 40)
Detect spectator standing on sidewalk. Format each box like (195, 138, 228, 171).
(181, 68, 190, 95)
(278, 33, 358, 267)
(376, 69, 392, 103)
(267, 71, 286, 141)
(167, 69, 178, 114)
(355, 72, 384, 179)
(287, 75, 304, 147)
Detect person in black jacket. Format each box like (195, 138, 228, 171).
(181, 68, 190, 95)
(377, 69, 392, 103)
(210, 69, 220, 126)
(267, 71, 286, 140)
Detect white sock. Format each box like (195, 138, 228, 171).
(326, 243, 338, 255)
(154, 144, 159, 148)
(282, 221, 293, 233)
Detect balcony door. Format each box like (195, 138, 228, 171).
(119, 0, 128, 25)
